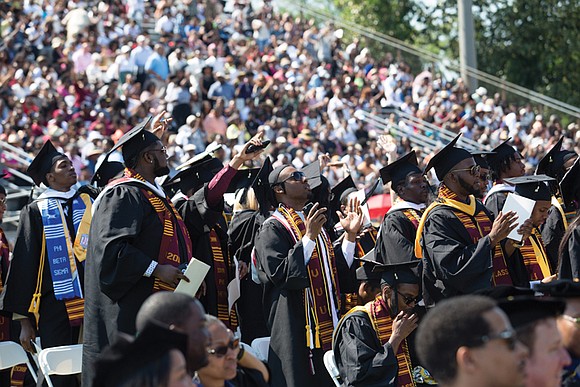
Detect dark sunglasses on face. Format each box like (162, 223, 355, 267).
(207, 336, 240, 358)
(399, 293, 422, 306)
(278, 171, 306, 184)
(451, 164, 481, 176)
(479, 329, 518, 351)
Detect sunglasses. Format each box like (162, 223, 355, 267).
(563, 315, 580, 325)
(207, 336, 240, 358)
(278, 171, 306, 184)
(479, 329, 518, 351)
(399, 293, 422, 306)
(451, 164, 481, 176)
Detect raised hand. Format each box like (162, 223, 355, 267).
(305, 202, 327, 240)
(338, 196, 365, 241)
(489, 211, 519, 246)
(231, 130, 266, 168)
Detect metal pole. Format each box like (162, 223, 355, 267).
(457, 0, 478, 91)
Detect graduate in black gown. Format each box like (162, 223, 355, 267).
(82, 118, 191, 386)
(558, 158, 580, 280)
(333, 261, 436, 387)
(416, 134, 528, 307)
(175, 134, 265, 329)
(2, 141, 99, 387)
(535, 137, 578, 269)
(483, 138, 526, 217)
(254, 164, 364, 387)
(375, 151, 428, 275)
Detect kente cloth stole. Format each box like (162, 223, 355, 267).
(415, 185, 512, 285)
(356, 227, 378, 258)
(38, 194, 92, 325)
(272, 204, 340, 351)
(402, 209, 421, 229)
(520, 228, 552, 281)
(210, 226, 238, 330)
(123, 169, 193, 291)
(343, 293, 359, 313)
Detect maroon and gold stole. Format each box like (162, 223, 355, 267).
(432, 185, 512, 285)
(402, 209, 422, 229)
(209, 226, 238, 330)
(121, 169, 192, 291)
(519, 228, 552, 281)
(364, 296, 414, 387)
(355, 227, 378, 258)
(0, 228, 11, 340)
(273, 204, 340, 351)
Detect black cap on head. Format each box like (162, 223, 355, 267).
(497, 296, 565, 329)
(110, 117, 158, 163)
(504, 174, 555, 201)
(423, 134, 473, 180)
(380, 151, 422, 188)
(166, 157, 224, 194)
(91, 160, 125, 187)
(301, 161, 322, 189)
(471, 150, 495, 170)
(27, 140, 67, 186)
(226, 168, 259, 193)
(487, 138, 517, 172)
(355, 250, 382, 282)
(536, 137, 577, 179)
(474, 285, 535, 300)
(560, 157, 580, 207)
(252, 157, 274, 215)
(535, 279, 580, 298)
(373, 260, 420, 287)
(330, 175, 356, 216)
(268, 164, 291, 186)
(92, 322, 188, 387)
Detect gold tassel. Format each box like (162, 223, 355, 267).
(315, 325, 321, 348)
(305, 325, 311, 347)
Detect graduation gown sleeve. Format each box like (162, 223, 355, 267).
(421, 206, 494, 301)
(540, 206, 564, 271)
(559, 227, 580, 280)
(333, 312, 398, 387)
(376, 211, 418, 265)
(181, 184, 225, 238)
(483, 191, 507, 218)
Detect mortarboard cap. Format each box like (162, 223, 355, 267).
(166, 157, 224, 195)
(268, 164, 291, 186)
(301, 161, 322, 189)
(535, 137, 577, 180)
(355, 250, 382, 282)
(535, 279, 580, 299)
(560, 157, 580, 207)
(226, 168, 259, 193)
(330, 175, 356, 213)
(380, 151, 422, 188)
(92, 322, 188, 387)
(373, 260, 420, 287)
(474, 285, 535, 300)
(110, 116, 158, 164)
(423, 134, 473, 180)
(91, 160, 125, 187)
(497, 296, 565, 329)
(27, 140, 68, 186)
(471, 150, 495, 170)
(487, 138, 517, 173)
(504, 174, 555, 201)
(252, 157, 274, 215)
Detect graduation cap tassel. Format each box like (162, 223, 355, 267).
(314, 325, 321, 349)
(305, 324, 312, 348)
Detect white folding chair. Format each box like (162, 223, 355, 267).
(0, 341, 38, 382)
(323, 350, 341, 387)
(37, 344, 83, 387)
(250, 337, 270, 363)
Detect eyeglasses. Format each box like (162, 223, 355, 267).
(0, 198, 6, 207)
(479, 329, 518, 351)
(451, 164, 481, 176)
(399, 293, 422, 306)
(479, 172, 492, 181)
(207, 336, 240, 358)
(278, 171, 306, 184)
(563, 315, 580, 325)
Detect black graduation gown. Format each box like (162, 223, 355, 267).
(2, 186, 99, 387)
(227, 209, 269, 343)
(559, 226, 580, 280)
(179, 185, 234, 320)
(254, 218, 352, 387)
(420, 202, 526, 306)
(483, 190, 508, 218)
(541, 205, 566, 270)
(82, 182, 189, 387)
(333, 311, 399, 387)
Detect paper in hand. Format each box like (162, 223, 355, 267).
(174, 258, 210, 297)
(502, 193, 535, 242)
(227, 257, 241, 312)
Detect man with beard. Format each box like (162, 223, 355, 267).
(254, 164, 364, 387)
(376, 151, 429, 276)
(82, 117, 191, 386)
(333, 261, 427, 387)
(415, 134, 527, 307)
(484, 138, 526, 217)
(2, 140, 99, 387)
(472, 150, 495, 199)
